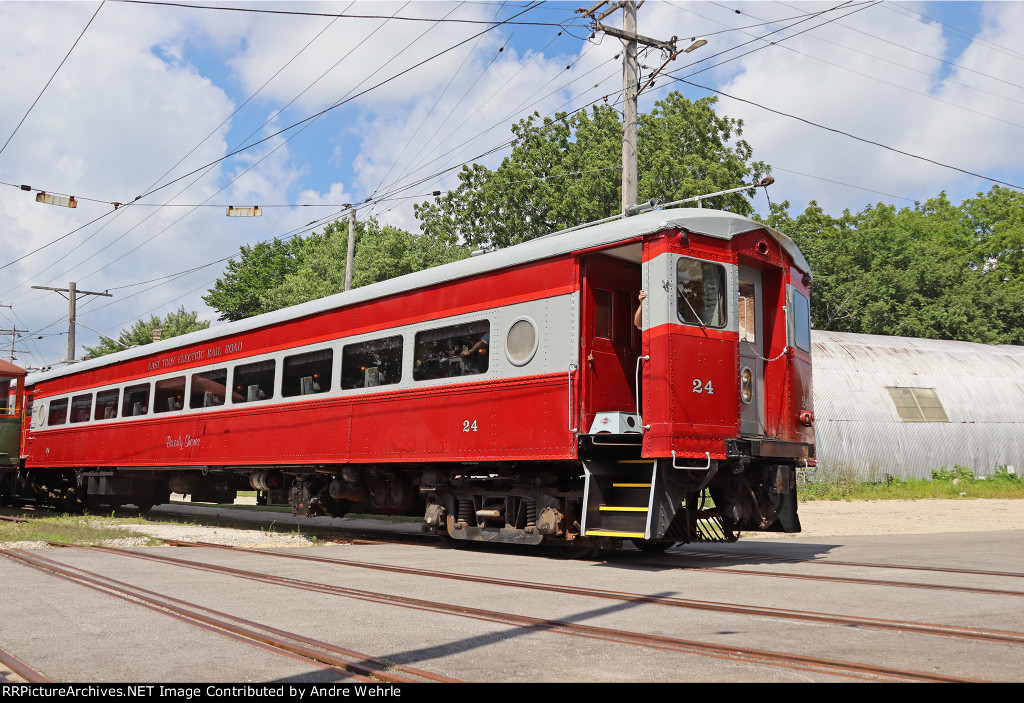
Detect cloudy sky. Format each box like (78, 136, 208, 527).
(1, 0, 1021, 368)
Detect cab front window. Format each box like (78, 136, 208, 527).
(676, 258, 727, 329)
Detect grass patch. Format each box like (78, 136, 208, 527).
(0, 512, 160, 546)
(799, 463, 1024, 501)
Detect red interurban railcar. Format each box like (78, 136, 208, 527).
(3, 207, 814, 551)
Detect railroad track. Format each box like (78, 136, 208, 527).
(165, 540, 1024, 647)
(32, 542, 984, 682)
(0, 646, 50, 683)
(669, 547, 1024, 579)
(0, 547, 457, 684)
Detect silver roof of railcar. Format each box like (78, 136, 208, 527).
(29, 207, 806, 384)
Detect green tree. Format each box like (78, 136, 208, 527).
(255, 218, 468, 313)
(414, 93, 769, 248)
(202, 234, 320, 322)
(766, 186, 1024, 345)
(83, 307, 210, 358)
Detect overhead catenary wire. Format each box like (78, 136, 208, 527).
(672, 76, 1024, 192)
(0, 2, 105, 162)
(112, 0, 584, 28)
(884, 1, 1024, 63)
(687, 1, 1024, 129)
(0, 0, 517, 301)
(683, 1, 1024, 110)
(12, 1, 1019, 362)
(109, 2, 547, 206)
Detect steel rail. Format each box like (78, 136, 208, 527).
(670, 548, 1024, 579)
(52, 542, 979, 683)
(0, 547, 456, 684)
(669, 564, 1024, 598)
(0, 646, 50, 683)
(168, 541, 1024, 647)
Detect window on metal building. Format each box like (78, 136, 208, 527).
(886, 387, 949, 422)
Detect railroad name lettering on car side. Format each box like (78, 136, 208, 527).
(145, 341, 245, 371)
(166, 435, 200, 450)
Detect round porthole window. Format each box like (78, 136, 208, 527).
(505, 317, 539, 366)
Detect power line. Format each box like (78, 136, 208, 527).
(113, 0, 582, 27)
(1, 1, 451, 299)
(884, 1, 1024, 64)
(696, 2, 1024, 130)
(771, 0, 1024, 94)
(127, 2, 545, 205)
(672, 77, 1024, 192)
(0, 2, 105, 161)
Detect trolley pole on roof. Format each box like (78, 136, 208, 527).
(344, 207, 356, 292)
(30, 282, 112, 363)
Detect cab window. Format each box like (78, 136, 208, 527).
(676, 258, 727, 329)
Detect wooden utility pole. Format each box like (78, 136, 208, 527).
(0, 328, 29, 362)
(31, 282, 113, 362)
(344, 207, 356, 292)
(579, 2, 705, 214)
(620, 1, 639, 212)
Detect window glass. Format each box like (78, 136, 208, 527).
(594, 289, 612, 339)
(70, 394, 93, 423)
(0, 379, 9, 414)
(792, 290, 812, 352)
(233, 360, 275, 403)
(154, 376, 186, 413)
(887, 387, 949, 423)
(48, 398, 68, 426)
(738, 281, 757, 343)
(94, 389, 120, 420)
(413, 321, 489, 381)
(676, 259, 727, 328)
(283, 350, 333, 397)
(343, 337, 402, 390)
(506, 319, 538, 366)
(190, 369, 229, 408)
(122, 383, 150, 417)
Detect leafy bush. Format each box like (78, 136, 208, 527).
(931, 465, 977, 483)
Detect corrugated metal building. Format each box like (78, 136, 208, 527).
(811, 330, 1024, 479)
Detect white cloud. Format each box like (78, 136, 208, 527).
(2, 1, 1022, 366)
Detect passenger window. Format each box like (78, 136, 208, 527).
(792, 290, 812, 353)
(190, 369, 228, 408)
(122, 383, 150, 416)
(282, 350, 333, 397)
(94, 389, 120, 420)
(70, 394, 93, 423)
(342, 337, 402, 390)
(48, 398, 68, 426)
(154, 376, 186, 413)
(233, 360, 275, 402)
(676, 258, 727, 329)
(413, 321, 489, 381)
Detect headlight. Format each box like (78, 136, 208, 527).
(740, 367, 753, 404)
